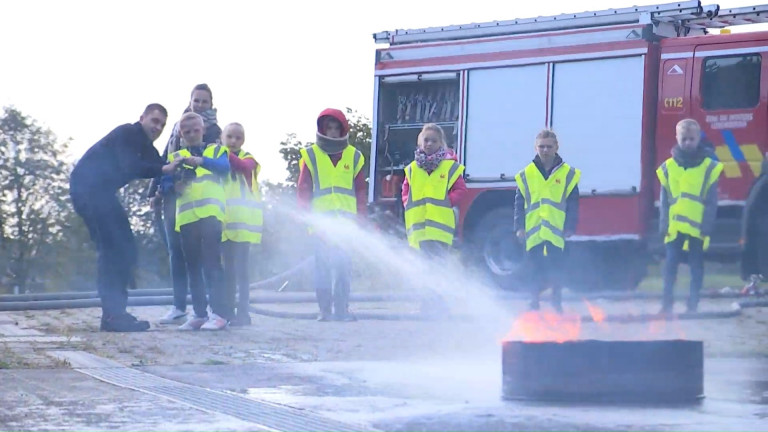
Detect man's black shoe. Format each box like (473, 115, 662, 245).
(100, 313, 150, 332)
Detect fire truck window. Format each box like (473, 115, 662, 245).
(702, 54, 761, 110)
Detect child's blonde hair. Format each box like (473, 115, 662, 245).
(417, 123, 447, 149)
(223, 122, 245, 137)
(676, 118, 701, 132)
(180, 111, 203, 125)
(535, 128, 559, 144)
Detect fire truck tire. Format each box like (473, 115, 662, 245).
(467, 207, 526, 290)
(564, 242, 648, 292)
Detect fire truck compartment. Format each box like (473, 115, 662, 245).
(551, 55, 646, 195)
(464, 64, 548, 182)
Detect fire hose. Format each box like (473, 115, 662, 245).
(0, 258, 315, 311)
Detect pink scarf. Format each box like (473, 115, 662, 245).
(414, 147, 447, 172)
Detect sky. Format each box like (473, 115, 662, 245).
(1, 0, 765, 182)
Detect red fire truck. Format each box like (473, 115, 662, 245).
(368, 1, 768, 291)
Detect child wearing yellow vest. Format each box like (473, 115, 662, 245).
(297, 109, 366, 322)
(401, 123, 467, 255)
(401, 124, 467, 317)
(161, 112, 231, 331)
(657, 119, 723, 314)
(221, 123, 263, 326)
(514, 129, 581, 314)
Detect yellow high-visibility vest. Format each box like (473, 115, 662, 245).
(515, 162, 580, 251)
(223, 149, 263, 244)
(657, 157, 723, 249)
(169, 144, 228, 231)
(299, 144, 364, 217)
(404, 160, 464, 249)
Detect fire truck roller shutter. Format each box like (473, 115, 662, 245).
(464, 64, 549, 182)
(550, 55, 645, 194)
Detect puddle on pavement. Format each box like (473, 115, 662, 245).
(233, 357, 768, 430)
(750, 380, 768, 405)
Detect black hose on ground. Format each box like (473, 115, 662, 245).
(0, 291, 419, 312)
(738, 299, 768, 309)
(0, 258, 314, 303)
(500, 289, 755, 303)
(248, 306, 431, 321)
(579, 308, 741, 324)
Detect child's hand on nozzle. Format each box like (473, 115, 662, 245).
(184, 156, 204, 167)
(161, 159, 184, 174)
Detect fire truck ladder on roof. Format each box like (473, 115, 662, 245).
(373, 1, 768, 45)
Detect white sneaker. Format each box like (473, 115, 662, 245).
(158, 307, 187, 324)
(200, 313, 228, 331)
(178, 315, 208, 331)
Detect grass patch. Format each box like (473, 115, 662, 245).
(638, 262, 743, 293)
(202, 358, 228, 366)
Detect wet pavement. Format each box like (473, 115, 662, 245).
(2, 302, 768, 431)
(142, 355, 768, 432)
(1, 350, 767, 431)
(0, 369, 258, 431)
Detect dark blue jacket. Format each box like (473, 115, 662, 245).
(70, 122, 164, 198)
(513, 155, 580, 234)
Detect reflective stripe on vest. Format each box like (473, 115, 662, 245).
(515, 162, 580, 252)
(404, 159, 464, 249)
(170, 144, 228, 231)
(656, 157, 723, 242)
(223, 150, 263, 244)
(299, 144, 364, 216)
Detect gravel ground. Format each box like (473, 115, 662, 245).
(1, 294, 766, 370)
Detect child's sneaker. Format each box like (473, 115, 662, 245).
(158, 307, 187, 324)
(201, 313, 228, 331)
(178, 315, 208, 331)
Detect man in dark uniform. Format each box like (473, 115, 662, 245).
(741, 153, 768, 294)
(70, 103, 184, 332)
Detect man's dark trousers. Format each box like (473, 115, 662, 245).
(71, 192, 136, 317)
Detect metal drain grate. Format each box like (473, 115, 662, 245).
(48, 351, 378, 432)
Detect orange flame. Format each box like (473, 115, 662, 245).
(584, 301, 606, 323)
(503, 310, 581, 343)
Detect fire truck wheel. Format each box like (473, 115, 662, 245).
(564, 242, 648, 292)
(467, 207, 526, 290)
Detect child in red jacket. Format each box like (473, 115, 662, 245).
(297, 109, 367, 322)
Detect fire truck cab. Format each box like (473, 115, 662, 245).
(369, 1, 768, 291)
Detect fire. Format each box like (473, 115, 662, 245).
(584, 300, 606, 323)
(503, 310, 581, 343)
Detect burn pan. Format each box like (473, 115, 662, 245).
(502, 339, 703, 403)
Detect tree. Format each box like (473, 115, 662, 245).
(278, 133, 306, 185)
(0, 107, 73, 291)
(346, 108, 372, 182)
